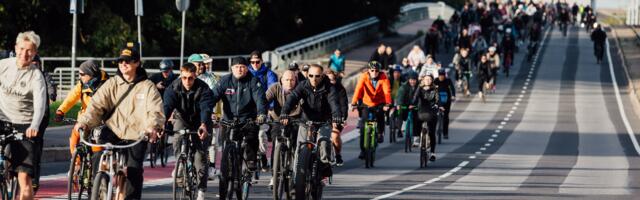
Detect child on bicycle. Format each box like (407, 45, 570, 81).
(412, 74, 444, 161)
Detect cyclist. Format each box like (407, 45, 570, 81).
(433, 68, 455, 139)
(210, 56, 267, 171)
(265, 70, 302, 187)
(411, 74, 444, 161)
(501, 29, 516, 77)
(0, 31, 47, 200)
(590, 23, 607, 64)
(419, 54, 439, 79)
(280, 64, 342, 178)
(558, 8, 570, 35)
(487, 47, 501, 92)
(395, 71, 419, 139)
(327, 49, 346, 78)
(325, 69, 348, 166)
(248, 51, 277, 171)
(149, 59, 178, 97)
(453, 48, 472, 96)
(351, 61, 391, 158)
(162, 62, 213, 200)
(55, 60, 109, 155)
(477, 54, 493, 101)
(75, 43, 164, 200)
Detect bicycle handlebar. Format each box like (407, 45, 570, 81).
(78, 128, 147, 149)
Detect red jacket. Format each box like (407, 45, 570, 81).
(352, 72, 392, 107)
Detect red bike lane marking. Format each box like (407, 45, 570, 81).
(36, 162, 176, 199)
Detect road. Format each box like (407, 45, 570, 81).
(35, 25, 640, 199)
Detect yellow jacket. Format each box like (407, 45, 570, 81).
(57, 71, 109, 118)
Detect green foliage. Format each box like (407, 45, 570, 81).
(1, 0, 409, 59)
(48, 101, 81, 127)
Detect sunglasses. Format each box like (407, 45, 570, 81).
(181, 76, 195, 81)
(118, 60, 136, 64)
(250, 61, 261, 64)
(369, 69, 379, 72)
(308, 74, 322, 79)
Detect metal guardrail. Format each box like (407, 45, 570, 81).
(263, 2, 453, 71)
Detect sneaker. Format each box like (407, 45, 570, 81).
(247, 160, 258, 171)
(197, 190, 206, 200)
(335, 154, 344, 167)
(429, 153, 436, 161)
(358, 151, 364, 160)
(208, 167, 217, 181)
(269, 177, 275, 191)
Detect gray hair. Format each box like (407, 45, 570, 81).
(16, 31, 41, 49)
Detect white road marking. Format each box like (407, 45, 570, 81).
(372, 161, 470, 199)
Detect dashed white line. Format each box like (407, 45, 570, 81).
(492, 134, 498, 137)
(495, 130, 501, 133)
(504, 117, 510, 121)
(469, 155, 476, 159)
(475, 151, 482, 155)
(480, 147, 487, 151)
(500, 121, 507, 125)
(485, 143, 491, 147)
(372, 161, 470, 199)
(498, 125, 504, 129)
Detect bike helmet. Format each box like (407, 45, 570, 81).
(406, 71, 418, 80)
(159, 59, 174, 71)
(438, 68, 446, 75)
(367, 61, 381, 70)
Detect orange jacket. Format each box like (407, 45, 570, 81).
(352, 72, 392, 107)
(57, 70, 109, 118)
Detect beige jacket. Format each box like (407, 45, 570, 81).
(79, 73, 165, 140)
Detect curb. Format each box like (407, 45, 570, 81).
(42, 147, 70, 163)
(608, 24, 640, 120)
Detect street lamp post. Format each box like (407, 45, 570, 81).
(135, 0, 144, 62)
(176, 0, 190, 66)
(69, 0, 83, 87)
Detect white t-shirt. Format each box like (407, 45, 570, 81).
(0, 57, 47, 130)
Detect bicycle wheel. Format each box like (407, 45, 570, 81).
(0, 178, 7, 200)
(7, 176, 17, 200)
(294, 145, 312, 200)
(68, 150, 82, 200)
(159, 135, 169, 168)
(241, 174, 251, 200)
(389, 115, 397, 143)
(89, 172, 109, 200)
(310, 163, 323, 200)
(405, 117, 412, 153)
(219, 145, 236, 200)
(437, 114, 443, 145)
(148, 143, 157, 168)
(272, 142, 290, 200)
(172, 158, 187, 200)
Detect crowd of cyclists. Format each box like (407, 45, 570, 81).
(0, 1, 613, 200)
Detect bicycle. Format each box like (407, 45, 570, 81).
(399, 106, 416, 153)
(218, 119, 256, 200)
(436, 91, 449, 145)
(419, 121, 433, 168)
(360, 106, 381, 168)
(294, 121, 333, 200)
(67, 129, 95, 200)
(148, 132, 169, 168)
(170, 129, 200, 200)
(387, 109, 400, 144)
(271, 120, 300, 200)
(0, 121, 24, 200)
(79, 129, 146, 200)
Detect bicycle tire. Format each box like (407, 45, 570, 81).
(405, 115, 412, 153)
(241, 177, 250, 200)
(294, 145, 312, 200)
(219, 145, 236, 200)
(172, 158, 187, 200)
(89, 172, 109, 200)
(148, 143, 157, 168)
(68, 150, 82, 200)
(272, 142, 290, 200)
(160, 135, 169, 168)
(437, 114, 443, 144)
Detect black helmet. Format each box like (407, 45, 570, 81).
(438, 68, 446, 75)
(159, 59, 174, 71)
(288, 62, 299, 70)
(367, 61, 381, 70)
(406, 71, 418, 80)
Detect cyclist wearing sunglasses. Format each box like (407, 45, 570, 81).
(280, 64, 342, 177)
(55, 60, 109, 156)
(351, 61, 392, 159)
(75, 43, 164, 199)
(163, 62, 214, 200)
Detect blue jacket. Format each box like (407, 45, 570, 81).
(248, 64, 278, 92)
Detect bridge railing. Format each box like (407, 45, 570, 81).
(263, 2, 453, 71)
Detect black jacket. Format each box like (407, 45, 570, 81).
(211, 73, 267, 121)
(163, 78, 214, 129)
(282, 78, 341, 122)
(333, 81, 348, 120)
(149, 72, 178, 97)
(412, 86, 440, 116)
(434, 78, 455, 106)
(591, 28, 607, 45)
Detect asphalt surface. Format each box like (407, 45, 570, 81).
(36, 25, 640, 199)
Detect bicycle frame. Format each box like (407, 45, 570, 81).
(0, 122, 23, 200)
(79, 129, 145, 200)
